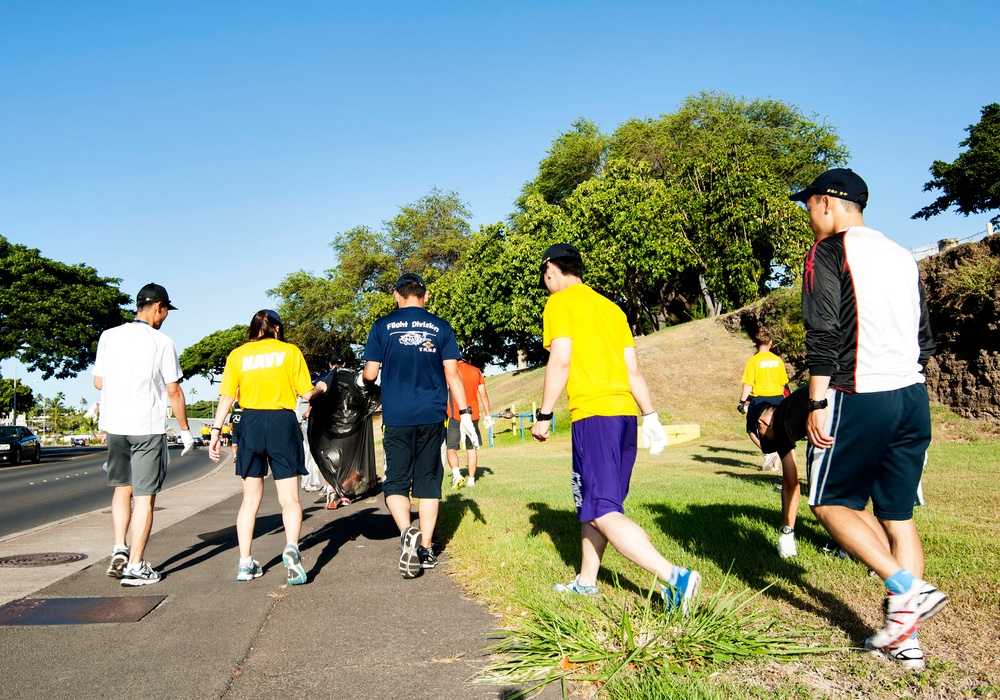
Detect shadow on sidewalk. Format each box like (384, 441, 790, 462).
(298, 505, 397, 578)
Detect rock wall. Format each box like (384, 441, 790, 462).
(919, 235, 1000, 423)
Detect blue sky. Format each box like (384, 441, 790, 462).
(2, 1, 998, 410)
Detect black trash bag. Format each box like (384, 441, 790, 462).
(306, 368, 381, 503)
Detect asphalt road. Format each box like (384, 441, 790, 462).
(0, 444, 219, 538)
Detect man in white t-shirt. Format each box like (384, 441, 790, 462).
(92, 283, 194, 586)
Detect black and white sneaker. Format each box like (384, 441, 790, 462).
(106, 549, 129, 579)
(121, 561, 161, 587)
(399, 526, 423, 579)
(417, 545, 438, 569)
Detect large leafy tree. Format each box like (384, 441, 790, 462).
(0, 236, 132, 378)
(431, 224, 550, 369)
(179, 325, 247, 383)
(608, 92, 847, 314)
(516, 118, 607, 209)
(0, 377, 37, 419)
(270, 189, 474, 361)
(913, 103, 1000, 225)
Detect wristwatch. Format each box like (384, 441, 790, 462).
(807, 398, 828, 412)
(780, 525, 794, 535)
(535, 409, 553, 421)
(458, 407, 473, 416)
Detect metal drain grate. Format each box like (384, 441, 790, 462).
(0, 552, 88, 568)
(0, 596, 166, 625)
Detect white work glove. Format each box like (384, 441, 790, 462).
(179, 429, 195, 456)
(355, 372, 365, 388)
(641, 412, 668, 455)
(482, 415, 494, 430)
(459, 414, 480, 449)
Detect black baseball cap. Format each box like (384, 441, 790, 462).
(136, 283, 177, 310)
(789, 168, 869, 209)
(538, 243, 583, 288)
(394, 272, 426, 291)
(262, 309, 282, 324)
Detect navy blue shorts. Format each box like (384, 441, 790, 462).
(746, 394, 783, 435)
(571, 415, 637, 522)
(382, 423, 446, 500)
(234, 409, 306, 480)
(807, 383, 931, 520)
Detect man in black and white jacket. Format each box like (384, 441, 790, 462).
(791, 168, 945, 672)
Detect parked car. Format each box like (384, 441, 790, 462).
(71, 437, 87, 447)
(0, 426, 42, 466)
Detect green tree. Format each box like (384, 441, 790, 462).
(517, 118, 607, 209)
(270, 189, 474, 361)
(913, 103, 1000, 225)
(608, 92, 847, 313)
(0, 377, 37, 420)
(430, 223, 550, 369)
(0, 236, 132, 378)
(179, 325, 247, 383)
(42, 392, 68, 439)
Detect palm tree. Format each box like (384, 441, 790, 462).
(44, 392, 68, 441)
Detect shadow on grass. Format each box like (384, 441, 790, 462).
(647, 501, 873, 644)
(525, 502, 649, 597)
(437, 492, 487, 552)
(691, 453, 752, 469)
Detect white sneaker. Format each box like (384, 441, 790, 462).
(777, 532, 797, 559)
(451, 475, 464, 489)
(865, 635, 926, 672)
(866, 578, 948, 650)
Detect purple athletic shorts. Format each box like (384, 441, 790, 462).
(571, 415, 638, 522)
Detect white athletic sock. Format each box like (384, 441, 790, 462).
(467, 476, 475, 486)
(239, 556, 253, 567)
(452, 468, 461, 479)
(113, 545, 129, 554)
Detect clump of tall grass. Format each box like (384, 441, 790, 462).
(477, 575, 841, 698)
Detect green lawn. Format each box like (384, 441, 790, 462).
(436, 422, 1000, 699)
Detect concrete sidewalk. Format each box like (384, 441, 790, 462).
(0, 455, 544, 699)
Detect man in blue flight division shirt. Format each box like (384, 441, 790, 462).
(362, 273, 479, 579)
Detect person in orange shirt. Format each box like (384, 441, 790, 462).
(446, 357, 492, 488)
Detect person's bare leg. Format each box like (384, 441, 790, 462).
(386, 494, 413, 533)
(274, 476, 303, 546)
(417, 498, 439, 547)
(128, 494, 156, 564)
(446, 449, 459, 473)
(811, 504, 901, 579)
(590, 512, 678, 582)
(748, 432, 762, 450)
(237, 477, 265, 559)
(880, 518, 924, 579)
(467, 448, 478, 480)
(857, 508, 891, 551)
(111, 485, 132, 549)
(780, 453, 800, 529)
(577, 521, 608, 586)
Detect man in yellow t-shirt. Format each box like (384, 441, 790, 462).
(738, 331, 789, 470)
(530, 243, 701, 613)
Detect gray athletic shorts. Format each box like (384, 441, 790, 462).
(446, 417, 481, 450)
(106, 433, 169, 496)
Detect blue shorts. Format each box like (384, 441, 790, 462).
(807, 383, 931, 520)
(571, 415, 637, 522)
(382, 423, 446, 500)
(234, 409, 306, 480)
(746, 394, 783, 435)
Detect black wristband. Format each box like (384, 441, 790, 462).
(535, 408, 553, 421)
(210, 426, 222, 432)
(458, 407, 473, 416)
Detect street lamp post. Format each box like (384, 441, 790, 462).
(10, 358, 16, 426)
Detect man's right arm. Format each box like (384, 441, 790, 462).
(165, 382, 190, 431)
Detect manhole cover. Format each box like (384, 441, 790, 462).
(0, 596, 166, 625)
(0, 552, 89, 568)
